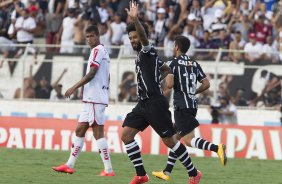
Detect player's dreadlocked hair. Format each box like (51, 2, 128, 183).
(126, 22, 150, 38)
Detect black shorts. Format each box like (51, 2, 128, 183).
(123, 96, 175, 138)
(174, 108, 199, 137)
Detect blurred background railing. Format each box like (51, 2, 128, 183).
(0, 44, 281, 110)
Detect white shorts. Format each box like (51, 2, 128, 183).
(78, 103, 106, 126)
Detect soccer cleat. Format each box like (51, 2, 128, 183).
(52, 164, 75, 174)
(152, 171, 170, 181)
(129, 174, 149, 184)
(99, 170, 115, 176)
(189, 170, 202, 184)
(217, 144, 227, 166)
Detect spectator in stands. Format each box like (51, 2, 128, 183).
(98, 0, 111, 23)
(35, 68, 67, 99)
(14, 65, 35, 99)
(28, 4, 46, 37)
(248, 2, 267, 22)
(49, 84, 64, 101)
(57, 8, 76, 53)
(209, 96, 238, 125)
(141, 0, 158, 22)
(229, 31, 246, 63)
(262, 36, 278, 63)
(217, 81, 230, 100)
(227, 11, 251, 42)
(15, 8, 37, 44)
(45, 0, 66, 51)
(99, 22, 112, 54)
(189, 0, 202, 19)
(272, 0, 282, 31)
(118, 71, 134, 102)
(197, 90, 212, 105)
(164, 17, 184, 58)
(240, 0, 250, 16)
(14, 77, 36, 99)
(0, 36, 16, 68)
(211, 29, 231, 60)
(278, 31, 282, 62)
(244, 33, 263, 63)
(14, 8, 37, 63)
(260, 70, 282, 107)
(232, 88, 248, 106)
(127, 83, 138, 102)
(110, 12, 126, 45)
(182, 23, 200, 57)
(209, 9, 227, 38)
(195, 30, 215, 60)
(252, 14, 272, 44)
(154, 7, 169, 47)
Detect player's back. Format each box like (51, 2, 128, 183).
(83, 44, 110, 105)
(168, 54, 206, 109)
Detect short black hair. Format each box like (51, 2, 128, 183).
(174, 35, 190, 53)
(126, 22, 149, 38)
(85, 25, 100, 36)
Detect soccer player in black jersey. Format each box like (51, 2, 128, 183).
(152, 35, 227, 183)
(121, 2, 201, 184)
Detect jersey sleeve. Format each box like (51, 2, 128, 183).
(196, 62, 207, 82)
(166, 60, 176, 74)
(90, 47, 103, 69)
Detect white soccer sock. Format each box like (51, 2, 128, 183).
(97, 138, 113, 173)
(66, 135, 84, 168)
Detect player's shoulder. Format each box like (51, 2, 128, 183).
(92, 44, 108, 54)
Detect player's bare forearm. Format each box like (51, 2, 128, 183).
(52, 68, 67, 87)
(74, 68, 97, 89)
(160, 64, 171, 81)
(65, 68, 97, 97)
(133, 17, 149, 46)
(196, 78, 210, 94)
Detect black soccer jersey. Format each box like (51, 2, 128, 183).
(135, 45, 164, 100)
(167, 54, 206, 109)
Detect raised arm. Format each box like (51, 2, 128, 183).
(51, 68, 67, 88)
(126, 1, 149, 46)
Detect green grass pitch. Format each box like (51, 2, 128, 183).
(0, 148, 281, 184)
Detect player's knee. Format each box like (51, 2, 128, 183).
(162, 137, 177, 148)
(93, 129, 104, 140)
(121, 131, 133, 144)
(183, 137, 192, 147)
(75, 128, 85, 137)
(75, 124, 88, 137)
(183, 132, 194, 146)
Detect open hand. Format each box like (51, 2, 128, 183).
(125, 1, 139, 19)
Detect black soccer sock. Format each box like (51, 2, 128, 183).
(125, 140, 146, 176)
(163, 150, 177, 174)
(172, 141, 197, 177)
(191, 137, 218, 152)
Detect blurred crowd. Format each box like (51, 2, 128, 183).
(0, 0, 281, 59)
(0, 0, 281, 108)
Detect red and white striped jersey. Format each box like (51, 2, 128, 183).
(83, 44, 110, 105)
